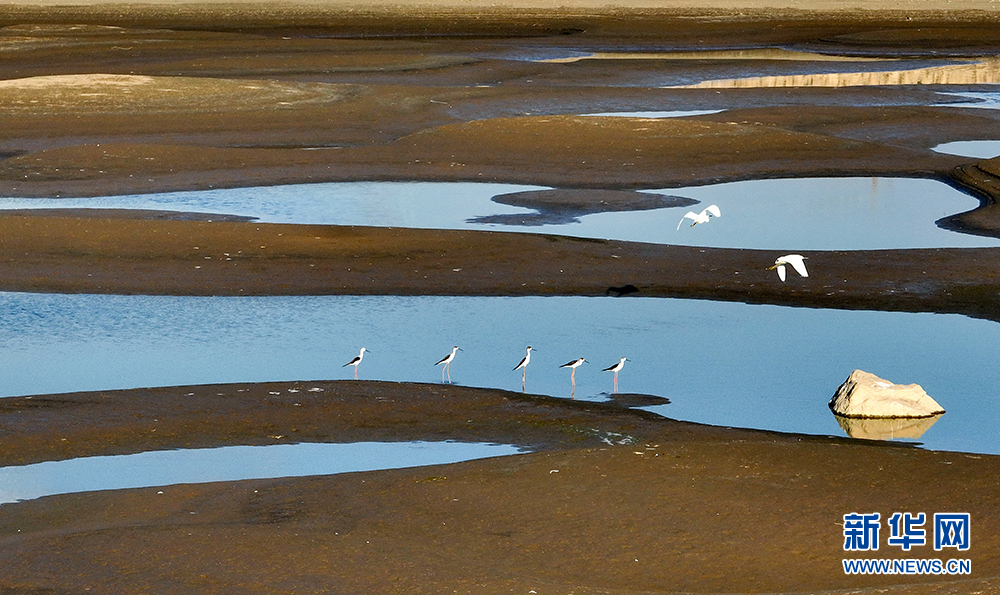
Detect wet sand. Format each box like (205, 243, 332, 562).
(1, 382, 999, 594)
(5, 214, 1000, 323)
(2, 4, 1000, 593)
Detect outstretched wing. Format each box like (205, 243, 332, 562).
(704, 204, 721, 218)
(786, 254, 809, 278)
(776, 263, 787, 282)
(676, 211, 698, 230)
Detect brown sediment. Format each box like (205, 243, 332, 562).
(0, 12, 999, 201)
(3, 5, 1000, 594)
(1, 382, 998, 594)
(0, 207, 256, 221)
(0, 105, 989, 197)
(1, 214, 1000, 322)
(0, 381, 671, 467)
(945, 157, 1000, 236)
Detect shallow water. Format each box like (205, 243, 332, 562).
(0, 441, 524, 504)
(933, 139, 1000, 159)
(1, 292, 998, 455)
(581, 110, 723, 118)
(616, 177, 997, 250)
(1, 177, 995, 250)
(538, 49, 897, 64)
(937, 91, 1000, 109)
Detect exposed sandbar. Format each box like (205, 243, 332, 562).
(1, 381, 998, 594)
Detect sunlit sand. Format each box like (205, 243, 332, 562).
(671, 56, 1000, 88)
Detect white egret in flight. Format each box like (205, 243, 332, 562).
(769, 254, 809, 282)
(677, 204, 721, 230)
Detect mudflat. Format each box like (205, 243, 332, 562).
(2, 382, 999, 593)
(1, 3, 1000, 593)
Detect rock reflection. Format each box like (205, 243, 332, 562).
(671, 56, 1000, 88)
(833, 413, 943, 441)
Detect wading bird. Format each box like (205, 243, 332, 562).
(560, 358, 587, 387)
(602, 357, 629, 393)
(435, 346, 462, 384)
(560, 357, 587, 398)
(677, 204, 721, 230)
(769, 254, 809, 282)
(343, 347, 368, 379)
(513, 346, 534, 391)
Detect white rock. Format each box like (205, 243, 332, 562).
(829, 370, 945, 419)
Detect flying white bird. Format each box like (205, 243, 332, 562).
(560, 357, 587, 387)
(343, 347, 368, 379)
(769, 254, 809, 282)
(435, 346, 462, 384)
(677, 204, 721, 230)
(602, 357, 629, 393)
(513, 346, 534, 391)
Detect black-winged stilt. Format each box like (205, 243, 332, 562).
(513, 346, 533, 391)
(602, 356, 629, 393)
(560, 357, 587, 398)
(343, 347, 368, 379)
(435, 346, 462, 384)
(560, 357, 587, 386)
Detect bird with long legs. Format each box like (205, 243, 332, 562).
(435, 346, 462, 384)
(602, 357, 629, 393)
(560, 357, 586, 397)
(677, 204, 720, 230)
(768, 254, 809, 282)
(513, 346, 534, 392)
(343, 347, 368, 379)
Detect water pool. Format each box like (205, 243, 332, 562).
(1, 177, 995, 250)
(0, 441, 525, 504)
(933, 139, 1000, 159)
(1, 292, 997, 455)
